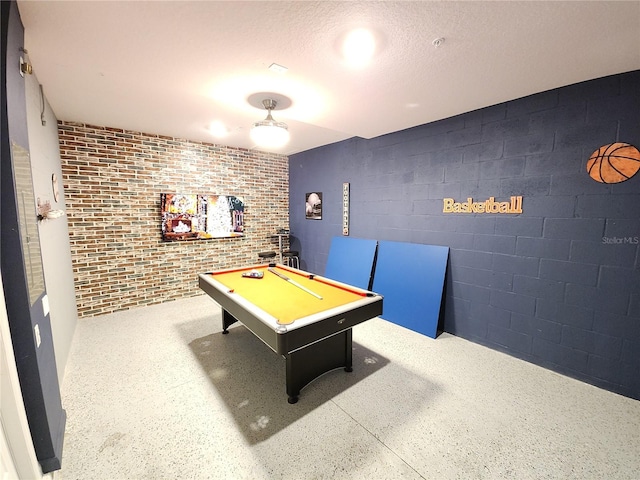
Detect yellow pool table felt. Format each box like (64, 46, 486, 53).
(206, 265, 368, 325)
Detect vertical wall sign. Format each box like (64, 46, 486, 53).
(342, 182, 350, 236)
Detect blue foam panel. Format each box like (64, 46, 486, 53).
(373, 241, 449, 339)
(324, 237, 378, 290)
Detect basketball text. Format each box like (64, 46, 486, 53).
(443, 196, 523, 214)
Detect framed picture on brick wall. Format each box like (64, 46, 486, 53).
(160, 193, 244, 241)
(305, 192, 322, 220)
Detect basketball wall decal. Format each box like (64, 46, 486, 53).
(587, 143, 640, 184)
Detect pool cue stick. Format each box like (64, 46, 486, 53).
(268, 268, 323, 300)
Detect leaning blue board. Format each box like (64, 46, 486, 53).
(373, 241, 449, 339)
(324, 237, 378, 290)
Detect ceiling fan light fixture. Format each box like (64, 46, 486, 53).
(251, 98, 290, 149)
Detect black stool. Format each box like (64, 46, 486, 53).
(282, 250, 299, 269)
(258, 251, 276, 263)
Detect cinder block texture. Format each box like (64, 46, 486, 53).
(289, 70, 640, 400)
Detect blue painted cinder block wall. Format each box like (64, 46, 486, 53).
(289, 70, 640, 401)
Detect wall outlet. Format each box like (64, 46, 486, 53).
(34, 324, 41, 348)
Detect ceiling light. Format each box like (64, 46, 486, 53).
(250, 99, 290, 149)
(342, 28, 375, 68)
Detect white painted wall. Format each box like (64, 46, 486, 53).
(25, 71, 78, 382)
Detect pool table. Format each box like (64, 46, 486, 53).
(198, 263, 383, 403)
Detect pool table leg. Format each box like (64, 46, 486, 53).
(221, 310, 238, 334)
(344, 328, 353, 372)
(285, 329, 353, 404)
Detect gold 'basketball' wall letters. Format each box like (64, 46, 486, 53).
(443, 196, 523, 214)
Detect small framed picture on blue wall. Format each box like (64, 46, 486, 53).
(305, 192, 322, 220)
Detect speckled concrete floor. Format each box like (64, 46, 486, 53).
(58, 294, 640, 480)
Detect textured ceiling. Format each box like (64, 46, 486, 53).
(16, 1, 640, 155)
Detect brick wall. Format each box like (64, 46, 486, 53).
(58, 123, 288, 317)
(289, 71, 640, 400)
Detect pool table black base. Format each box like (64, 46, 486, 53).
(221, 310, 353, 404)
